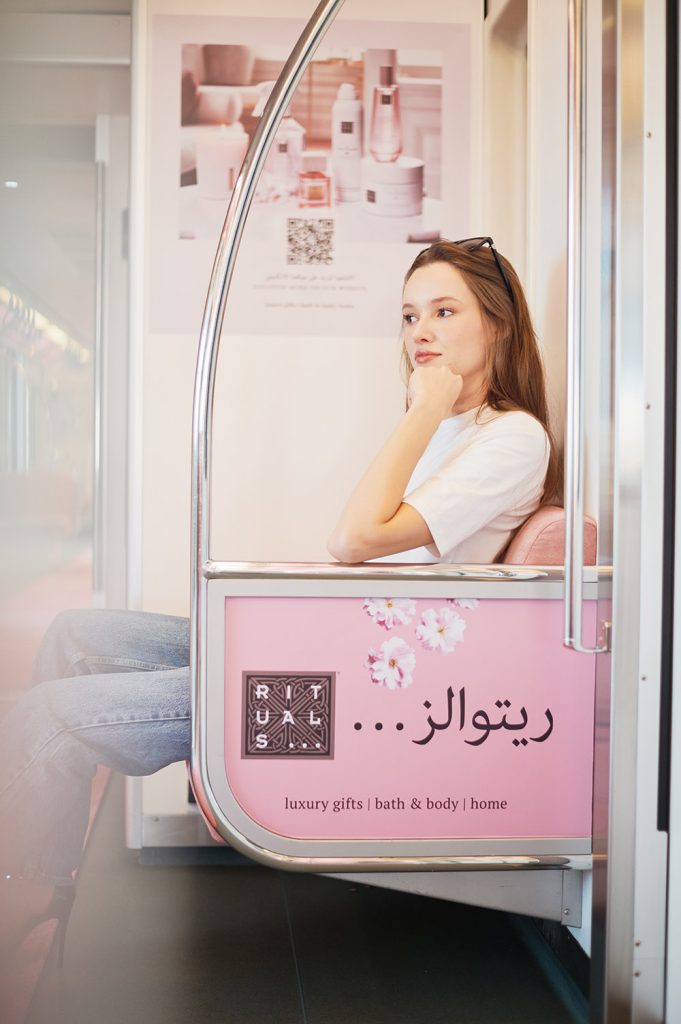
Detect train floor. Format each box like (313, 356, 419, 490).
(25, 777, 588, 1024)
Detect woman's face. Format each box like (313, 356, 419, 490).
(401, 261, 490, 410)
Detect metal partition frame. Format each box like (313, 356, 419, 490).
(590, 0, 661, 1020)
(188, 0, 604, 875)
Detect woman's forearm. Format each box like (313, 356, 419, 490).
(328, 401, 441, 553)
(328, 366, 463, 562)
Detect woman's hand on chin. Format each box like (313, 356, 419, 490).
(408, 366, 464, 420)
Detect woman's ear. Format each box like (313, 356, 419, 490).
(486, 316, 501, 346)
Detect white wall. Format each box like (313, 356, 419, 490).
(525, 0, 567, 458)
(487, 0, 601, 524)
(131, 0, 484, 616)
(484, 0, 528, 276)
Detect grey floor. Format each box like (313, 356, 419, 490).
(27, 777, 587, 1024)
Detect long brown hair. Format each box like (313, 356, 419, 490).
(402, 239, 560, 504)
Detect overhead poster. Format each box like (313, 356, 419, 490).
(149, 15, 476, 336)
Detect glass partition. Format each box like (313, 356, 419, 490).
(0, 52, 129, 695)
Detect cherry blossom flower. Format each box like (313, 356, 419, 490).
(365, 637, 416, 690)
(446, 597, 480, 610)
(416, 606, 467, 654)
(362, 597, 416, 630)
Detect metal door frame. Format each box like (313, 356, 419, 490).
(591, 1, 670, 1020)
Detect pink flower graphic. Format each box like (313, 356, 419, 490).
(446, 597, 480, 610)
(416, 607, 466, 654)
(362, 597, 416, 630)
(365, 637, 416, 690)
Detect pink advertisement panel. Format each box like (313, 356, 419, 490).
(224, 596, 596, 841)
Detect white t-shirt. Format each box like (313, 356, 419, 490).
(380, 405, 550, 565)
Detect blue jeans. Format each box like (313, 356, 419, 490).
(0, 609, 191, 884)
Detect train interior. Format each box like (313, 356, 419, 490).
(0, 0, 680, 1022)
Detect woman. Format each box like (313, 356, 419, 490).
(329, 237, 557, 564)
(0, 237, 557, 960)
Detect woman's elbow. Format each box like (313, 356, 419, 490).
(327, 527, 373, 564)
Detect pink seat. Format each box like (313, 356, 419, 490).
(502, 505, 597, 566)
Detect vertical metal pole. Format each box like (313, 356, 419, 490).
(93, 115, 110, 605)
(93, 157, 106, 603)
(667, 3, 681, 1013)
(1, 346, 10, 471)
(565, 0, 608, 654)
(591, 0, 646, 1019)
(14, 354, 29, 473)
(590, 1, 617, 1016)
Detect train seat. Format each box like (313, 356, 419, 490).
(503, 505, 597, 565)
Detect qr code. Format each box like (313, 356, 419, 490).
(287, 218, 334, 265)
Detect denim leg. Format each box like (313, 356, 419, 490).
(31, 607, 190, 684)
(0, 609, 192, 883)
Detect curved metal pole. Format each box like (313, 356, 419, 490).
(191, 0, 346, 773)
(564, 0, 607, 654)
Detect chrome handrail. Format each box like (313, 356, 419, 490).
(189, 0, 603, 873)
(565, 0, 607, 654)
(202, 560, 555, 581)
(190, 0, 346, 778)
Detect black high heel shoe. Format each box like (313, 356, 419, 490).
(1, 875, 76, 968)
(48, 884, 76, 968)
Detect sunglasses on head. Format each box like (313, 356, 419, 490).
(452, 236, 515, 307)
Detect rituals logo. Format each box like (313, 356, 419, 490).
(242, 672, 335, 758)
